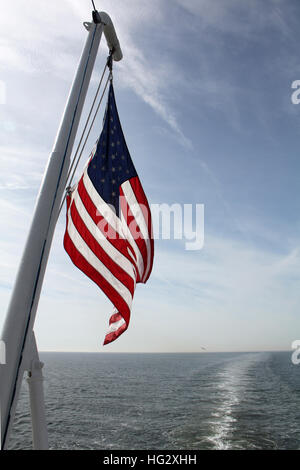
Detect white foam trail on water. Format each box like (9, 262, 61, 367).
(207, 353, 262, 450)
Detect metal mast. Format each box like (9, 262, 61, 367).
(0, 11, 122, 450)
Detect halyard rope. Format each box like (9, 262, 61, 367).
(58, 54, 113, 216)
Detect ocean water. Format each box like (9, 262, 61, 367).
(7, 351, 300, 450)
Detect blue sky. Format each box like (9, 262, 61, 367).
(1, 0, 300, 352)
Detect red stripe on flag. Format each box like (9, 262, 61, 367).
(103, 312, 128, 345)
(128, 177, 154, 282)
(103, 323, 127, 345)
(119, 185, 148, 281)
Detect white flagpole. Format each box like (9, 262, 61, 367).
(0, 11, 122, 450)
(26, 333, 48, 450)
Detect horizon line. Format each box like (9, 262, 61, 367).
(38, 349, 291, 354)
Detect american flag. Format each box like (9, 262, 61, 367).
(64, 82, 154, 345)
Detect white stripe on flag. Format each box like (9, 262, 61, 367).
(106, 317, 126, 334)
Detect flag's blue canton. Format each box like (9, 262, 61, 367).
(87, 83, 137, 216)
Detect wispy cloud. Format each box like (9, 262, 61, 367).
(66, 0, 193, 149)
